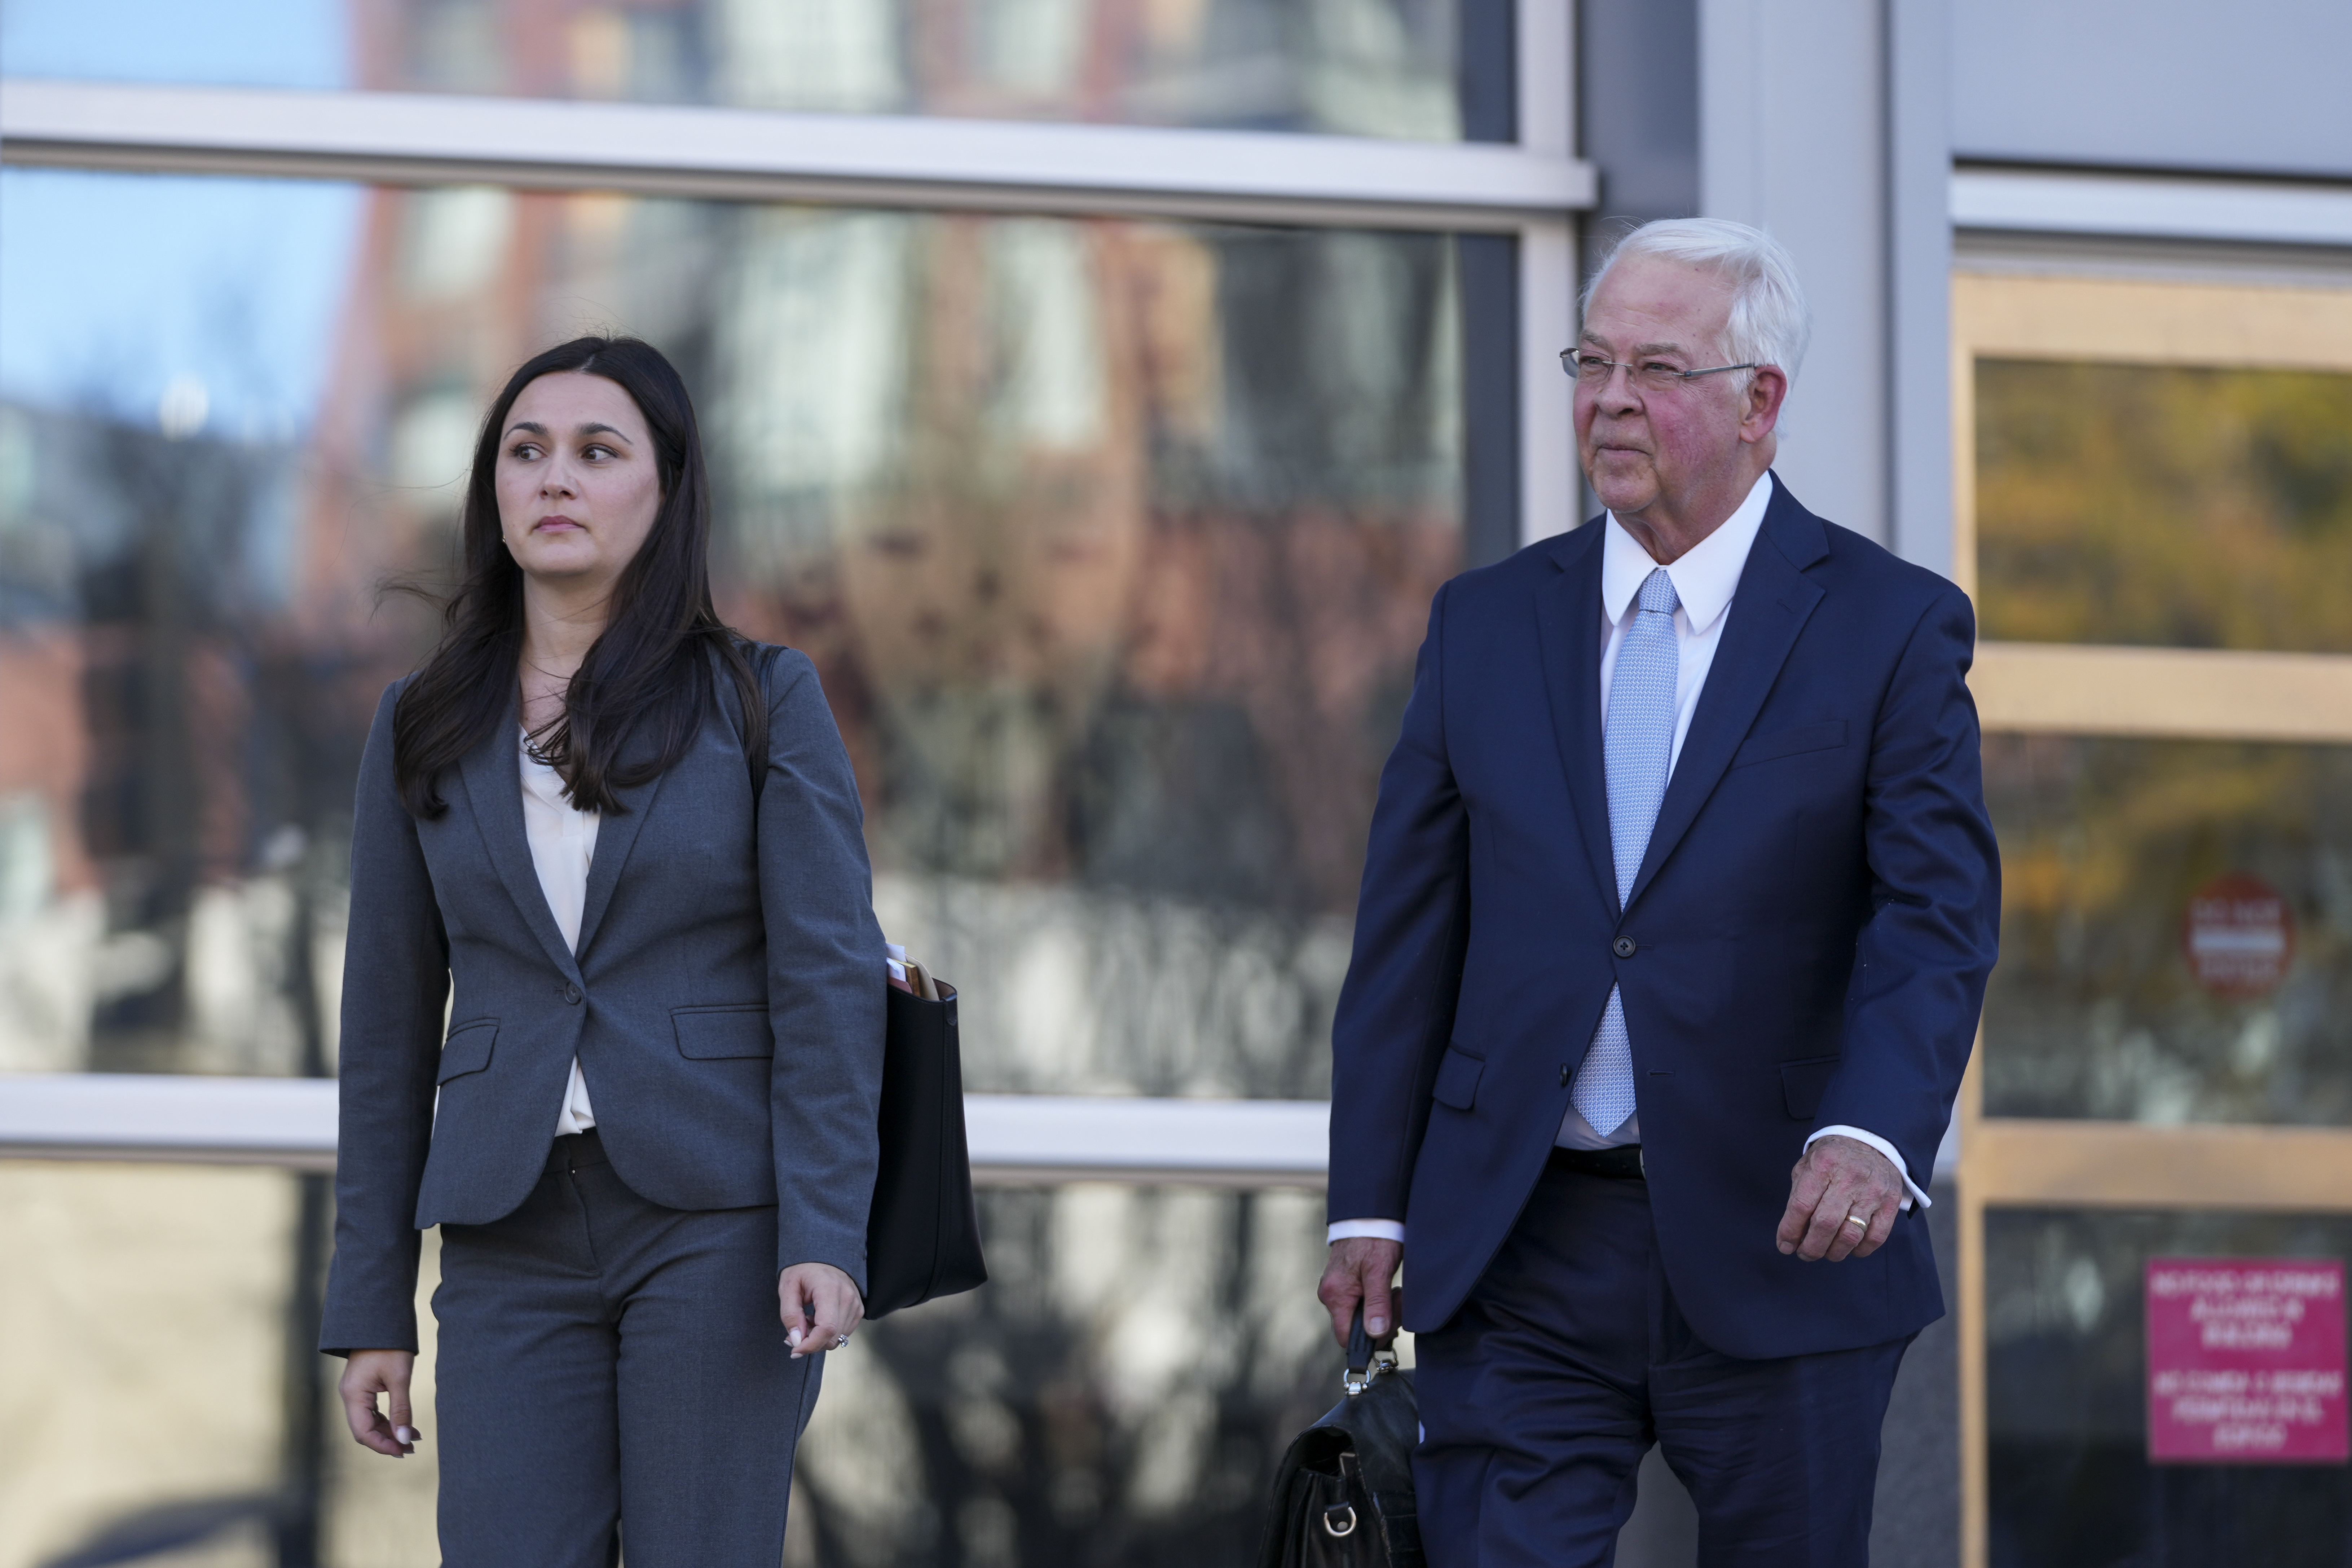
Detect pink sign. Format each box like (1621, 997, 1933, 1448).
(2146, 1258, 2347, 1464)
(2181, 872, 2295, 998)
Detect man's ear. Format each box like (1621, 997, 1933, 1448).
(1741, 365, 1789, 444)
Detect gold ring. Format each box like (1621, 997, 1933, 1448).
(1844, 1213, 1868, 1230)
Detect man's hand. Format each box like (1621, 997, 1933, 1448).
(339, 1349, 419, 1457)
(1318, 1237, 1404, 1348)
(780, 1261, 864, 1358)
(1777, 1134, 1906, 1262)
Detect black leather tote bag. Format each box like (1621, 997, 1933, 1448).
(732, 644, 986, 1319)
(1257, 1307, 1423, 1568)
(863, 978, 988, 1317)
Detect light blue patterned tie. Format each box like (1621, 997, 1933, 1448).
(1572, 567, 1681, 1138)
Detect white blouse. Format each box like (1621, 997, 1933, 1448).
(519, 729, 600, 1135)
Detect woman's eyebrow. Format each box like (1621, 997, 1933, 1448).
(501, 421, 633, 442)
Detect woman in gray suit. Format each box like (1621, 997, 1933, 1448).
(320, 336, 885, 1565)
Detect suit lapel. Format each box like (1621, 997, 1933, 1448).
(1621, 483, 1828, 915)
(572, 723, 671, 960)
(1533, 521, 1622, 915)
(456, 702, 582, 983)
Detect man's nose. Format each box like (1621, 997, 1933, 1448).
(1593, 363, 1645, 411)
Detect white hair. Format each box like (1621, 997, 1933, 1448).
(1581, 218, 1811, 388)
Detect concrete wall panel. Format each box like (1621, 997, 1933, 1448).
(1953, 0, 2352, 180)
(1701, 0, 1890, 543)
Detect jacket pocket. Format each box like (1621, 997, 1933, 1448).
(438, 1019, 498, 1083)
(1431, 1045, 1485, 1111)
(673, 1003, 773, 1060)
(1731, 720, 1847, 770)
(1778, 1054, 1843, 1120)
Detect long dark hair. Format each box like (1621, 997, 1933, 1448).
(391, 336, 764, 817)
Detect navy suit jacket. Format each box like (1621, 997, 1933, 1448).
(1326, 478, 1999, 1360)
(319, 648, 885, 1355)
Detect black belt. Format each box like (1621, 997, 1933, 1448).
(547, 1127, 607, 1173)
(1549, 1143, 1645, 1180)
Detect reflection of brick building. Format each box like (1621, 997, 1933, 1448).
(0, 621, 99, 1071)
(344, 0, 1461, 135)
(0, 401, 406, 1074)
(726, 212, 1459, 915)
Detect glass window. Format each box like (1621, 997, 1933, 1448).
(0, 168, 1466, 1092)
(1985, 1207, 2352, 1567)
(1981, 733, 2352, 1126)
(1973, 358, 2352, 653)
(798, 1183, 1357, 1564)
(0, 0, 1471, 140)
(1, 1174, 1351, 1565)
(0, 1160, 323, 1565)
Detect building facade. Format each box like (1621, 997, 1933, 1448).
(2, 3, 2348, 1564)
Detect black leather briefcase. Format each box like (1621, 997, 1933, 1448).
(863, 978, 988, 1318)
(1258, 1307, 1424, 1568)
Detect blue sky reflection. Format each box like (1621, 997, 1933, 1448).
(1, 0, 347, 90)
(0, 169, 366, 442)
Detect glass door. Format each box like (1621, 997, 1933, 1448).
(1954, 269, 2352, 1566)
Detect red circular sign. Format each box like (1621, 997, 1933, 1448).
(2182, 873, 2296, 999)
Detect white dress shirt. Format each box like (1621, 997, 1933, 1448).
(519, 729, 601, 1135)
(1328, 474, 1926, 1247)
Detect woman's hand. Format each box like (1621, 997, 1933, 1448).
(779, 1263, 864, 1358)
(339, 1349, 420, 1457)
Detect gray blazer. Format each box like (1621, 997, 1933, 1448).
(319, 647, 885, 1355)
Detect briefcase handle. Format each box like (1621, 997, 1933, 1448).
(1343, 1303, 1400, 1397)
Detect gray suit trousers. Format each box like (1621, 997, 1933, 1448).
(433, 1130, 821, 1567)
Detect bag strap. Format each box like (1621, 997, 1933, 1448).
(726, 641, 785, 809)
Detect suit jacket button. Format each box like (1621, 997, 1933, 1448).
(1613, 936, 1638, 959)
(562, 983, 582, 1004)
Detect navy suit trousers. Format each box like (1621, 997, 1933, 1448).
(432, 1131, 820, 1567)
(1414, 1164, 1910, 1568)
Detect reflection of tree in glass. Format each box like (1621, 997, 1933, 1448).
(793, 1184, 1348, 1568)
(0, 393, 398, 1078)
(1982, 734, 2352, 1126)
(1974, 359, 2352, 653)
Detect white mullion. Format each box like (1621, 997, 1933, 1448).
(1515, 3, 1578, 548)
(1516, 0, 1573, 157)
(0, 1074, 1332, 1186)
(1951, 167, 2352, 249)
(1, 78, 1595, 233)
(1520, 217, 1577, 544)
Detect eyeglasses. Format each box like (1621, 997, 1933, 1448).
(1560, 350, 1757, 392)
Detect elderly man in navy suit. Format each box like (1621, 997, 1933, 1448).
(1317, 218, 1998, 1566)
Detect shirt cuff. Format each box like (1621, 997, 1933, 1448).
(1327, 1219, 1407, 1245)
(1807, 1126, 1929, 1211)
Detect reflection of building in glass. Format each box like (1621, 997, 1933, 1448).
(0, 394, 384, 1080)
(311, 179, 1463, 1098)
(1, 162, 1463, 1560)
(12, 1, 2352, 1563)
(349, 0, 1463, 136)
